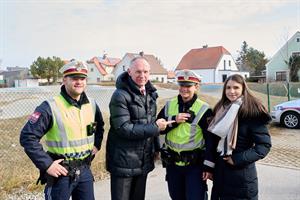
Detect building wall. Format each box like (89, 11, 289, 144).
(266, 32, 300, 81)
(150, 74, 167, 83)
(87, 63, 103, 83)
(193, 69, 215, 83)
(15, 79, 39, 87)
(114, 56, 132, 80)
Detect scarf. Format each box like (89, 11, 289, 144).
(208, 97, 243, 156)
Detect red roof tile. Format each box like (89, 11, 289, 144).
(176, 46, 231, 70)
(126, 53, 168, 75)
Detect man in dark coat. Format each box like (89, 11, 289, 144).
(106, 56, 170, 200)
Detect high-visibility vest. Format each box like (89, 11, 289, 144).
(165, 97, 209, 153)
(45, 94, 96, 160)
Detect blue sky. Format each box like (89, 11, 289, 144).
(0, 0, 299, 70)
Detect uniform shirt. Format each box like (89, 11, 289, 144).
(157, 94, 218, 172)
(20, 85, 105, 172)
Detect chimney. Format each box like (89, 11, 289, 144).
(202, 45, 208, 48)
(139, 51, 144, 57)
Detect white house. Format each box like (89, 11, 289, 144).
(266, 31, 300, 82)
(86, 55, 121, 83)
(176, 46, 249, 83)
(14, 79, 39, 87)
(113, 52, 168, 83)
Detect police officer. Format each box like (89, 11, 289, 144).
(157, 70, 217, 200)
(20, 60, 105, 200)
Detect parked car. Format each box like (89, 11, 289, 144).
(271, 99, 300, 129)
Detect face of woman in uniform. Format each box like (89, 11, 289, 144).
(63, 76, 87, 100)
(179, 84, 198, 102)
(225, 80, 243, 102)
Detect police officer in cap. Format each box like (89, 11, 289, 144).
(157, 69, 217, 200)
(20, 60, 105, 200)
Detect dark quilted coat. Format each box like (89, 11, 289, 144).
(106, 72, 160, 177)
(211, 113, 272, 200)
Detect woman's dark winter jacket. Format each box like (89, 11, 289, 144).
(211, 113, 272, 200)
(106, 72, 160, 177)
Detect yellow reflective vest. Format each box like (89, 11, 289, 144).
(165, 97, 209, 153)
(45, 94, 96, 160)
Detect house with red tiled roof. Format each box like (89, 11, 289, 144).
(86, 54, 121, 83)
(176, 46, 249, 83)
(167, 71, 176, 83)
(113, 52, 168, 83)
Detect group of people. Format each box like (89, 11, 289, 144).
(20, 56, 271, 200)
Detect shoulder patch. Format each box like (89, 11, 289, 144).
(28, 112, 41, 124)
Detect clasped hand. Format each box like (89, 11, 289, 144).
(175, 113, 191, 123)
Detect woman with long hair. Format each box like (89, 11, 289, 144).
(209, 74, 271, 200)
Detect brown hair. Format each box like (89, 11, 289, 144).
(213, 74, 268, 118)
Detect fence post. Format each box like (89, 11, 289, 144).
(287, 82, 291, 101)
(267, 83, 270, 112)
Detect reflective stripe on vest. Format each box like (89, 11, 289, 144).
(165, 97, 209, 152)
(45, 95, 96, 159)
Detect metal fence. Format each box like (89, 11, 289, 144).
(0, 85, 115, 165)
(247, 82, 300, 112)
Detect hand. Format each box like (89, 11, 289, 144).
(156, 118, 175, 131)
(46, 159, 68, 177)
(223, 156, 234, 165)
(175, 113, 191, 123)
(202, 171, 213, 181)
(92, 146, 98, 156)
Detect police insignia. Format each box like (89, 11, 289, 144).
(29, 112, 41, 124)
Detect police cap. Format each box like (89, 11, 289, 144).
(59, 60, 88, 78)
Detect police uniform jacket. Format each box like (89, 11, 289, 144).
(157, 94, 218, 172)
(20, 85, 105, 173)
(106, 72, 160, 177)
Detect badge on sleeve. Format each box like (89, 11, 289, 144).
(29, 112, 41, 124)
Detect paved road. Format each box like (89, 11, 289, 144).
(94, 163, 300, 200)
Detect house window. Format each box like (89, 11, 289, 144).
(222, 74, 227, 82)
(97, 78, 101, 82)
(297, 38, 300, 42)
(223, 60, 226, 69)
(276, 71, 287, 81)
(122, 65, 126, 71)
(229, 60, 231, 66)
(292, 52, 300, 57)
(91, 68, 94, 72)
(156, 77, 159, 81)
(161, 77, 164, 83)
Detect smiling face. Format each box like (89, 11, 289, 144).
(225, 80, 243, 102)
(128, 58, 150, 88)
(179, 84, 198, 102)
(63, 76, 87, 100)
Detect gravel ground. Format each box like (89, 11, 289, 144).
(258, 125, 300, 169)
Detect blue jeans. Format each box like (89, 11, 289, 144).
(44, 166, 94, 200)
(166, 164, 208, 200)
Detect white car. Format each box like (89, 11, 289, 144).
(271, 99, 300, 129)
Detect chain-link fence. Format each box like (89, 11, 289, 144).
(247, 82, 300, 111)
(0, 86, 114, 157)
(0, 85, 116, 198)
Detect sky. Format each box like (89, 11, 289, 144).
(0, 0, 299, 70)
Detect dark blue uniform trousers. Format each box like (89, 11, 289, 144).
(166, 164, 208, 200)
(44, 166, 94, 200)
